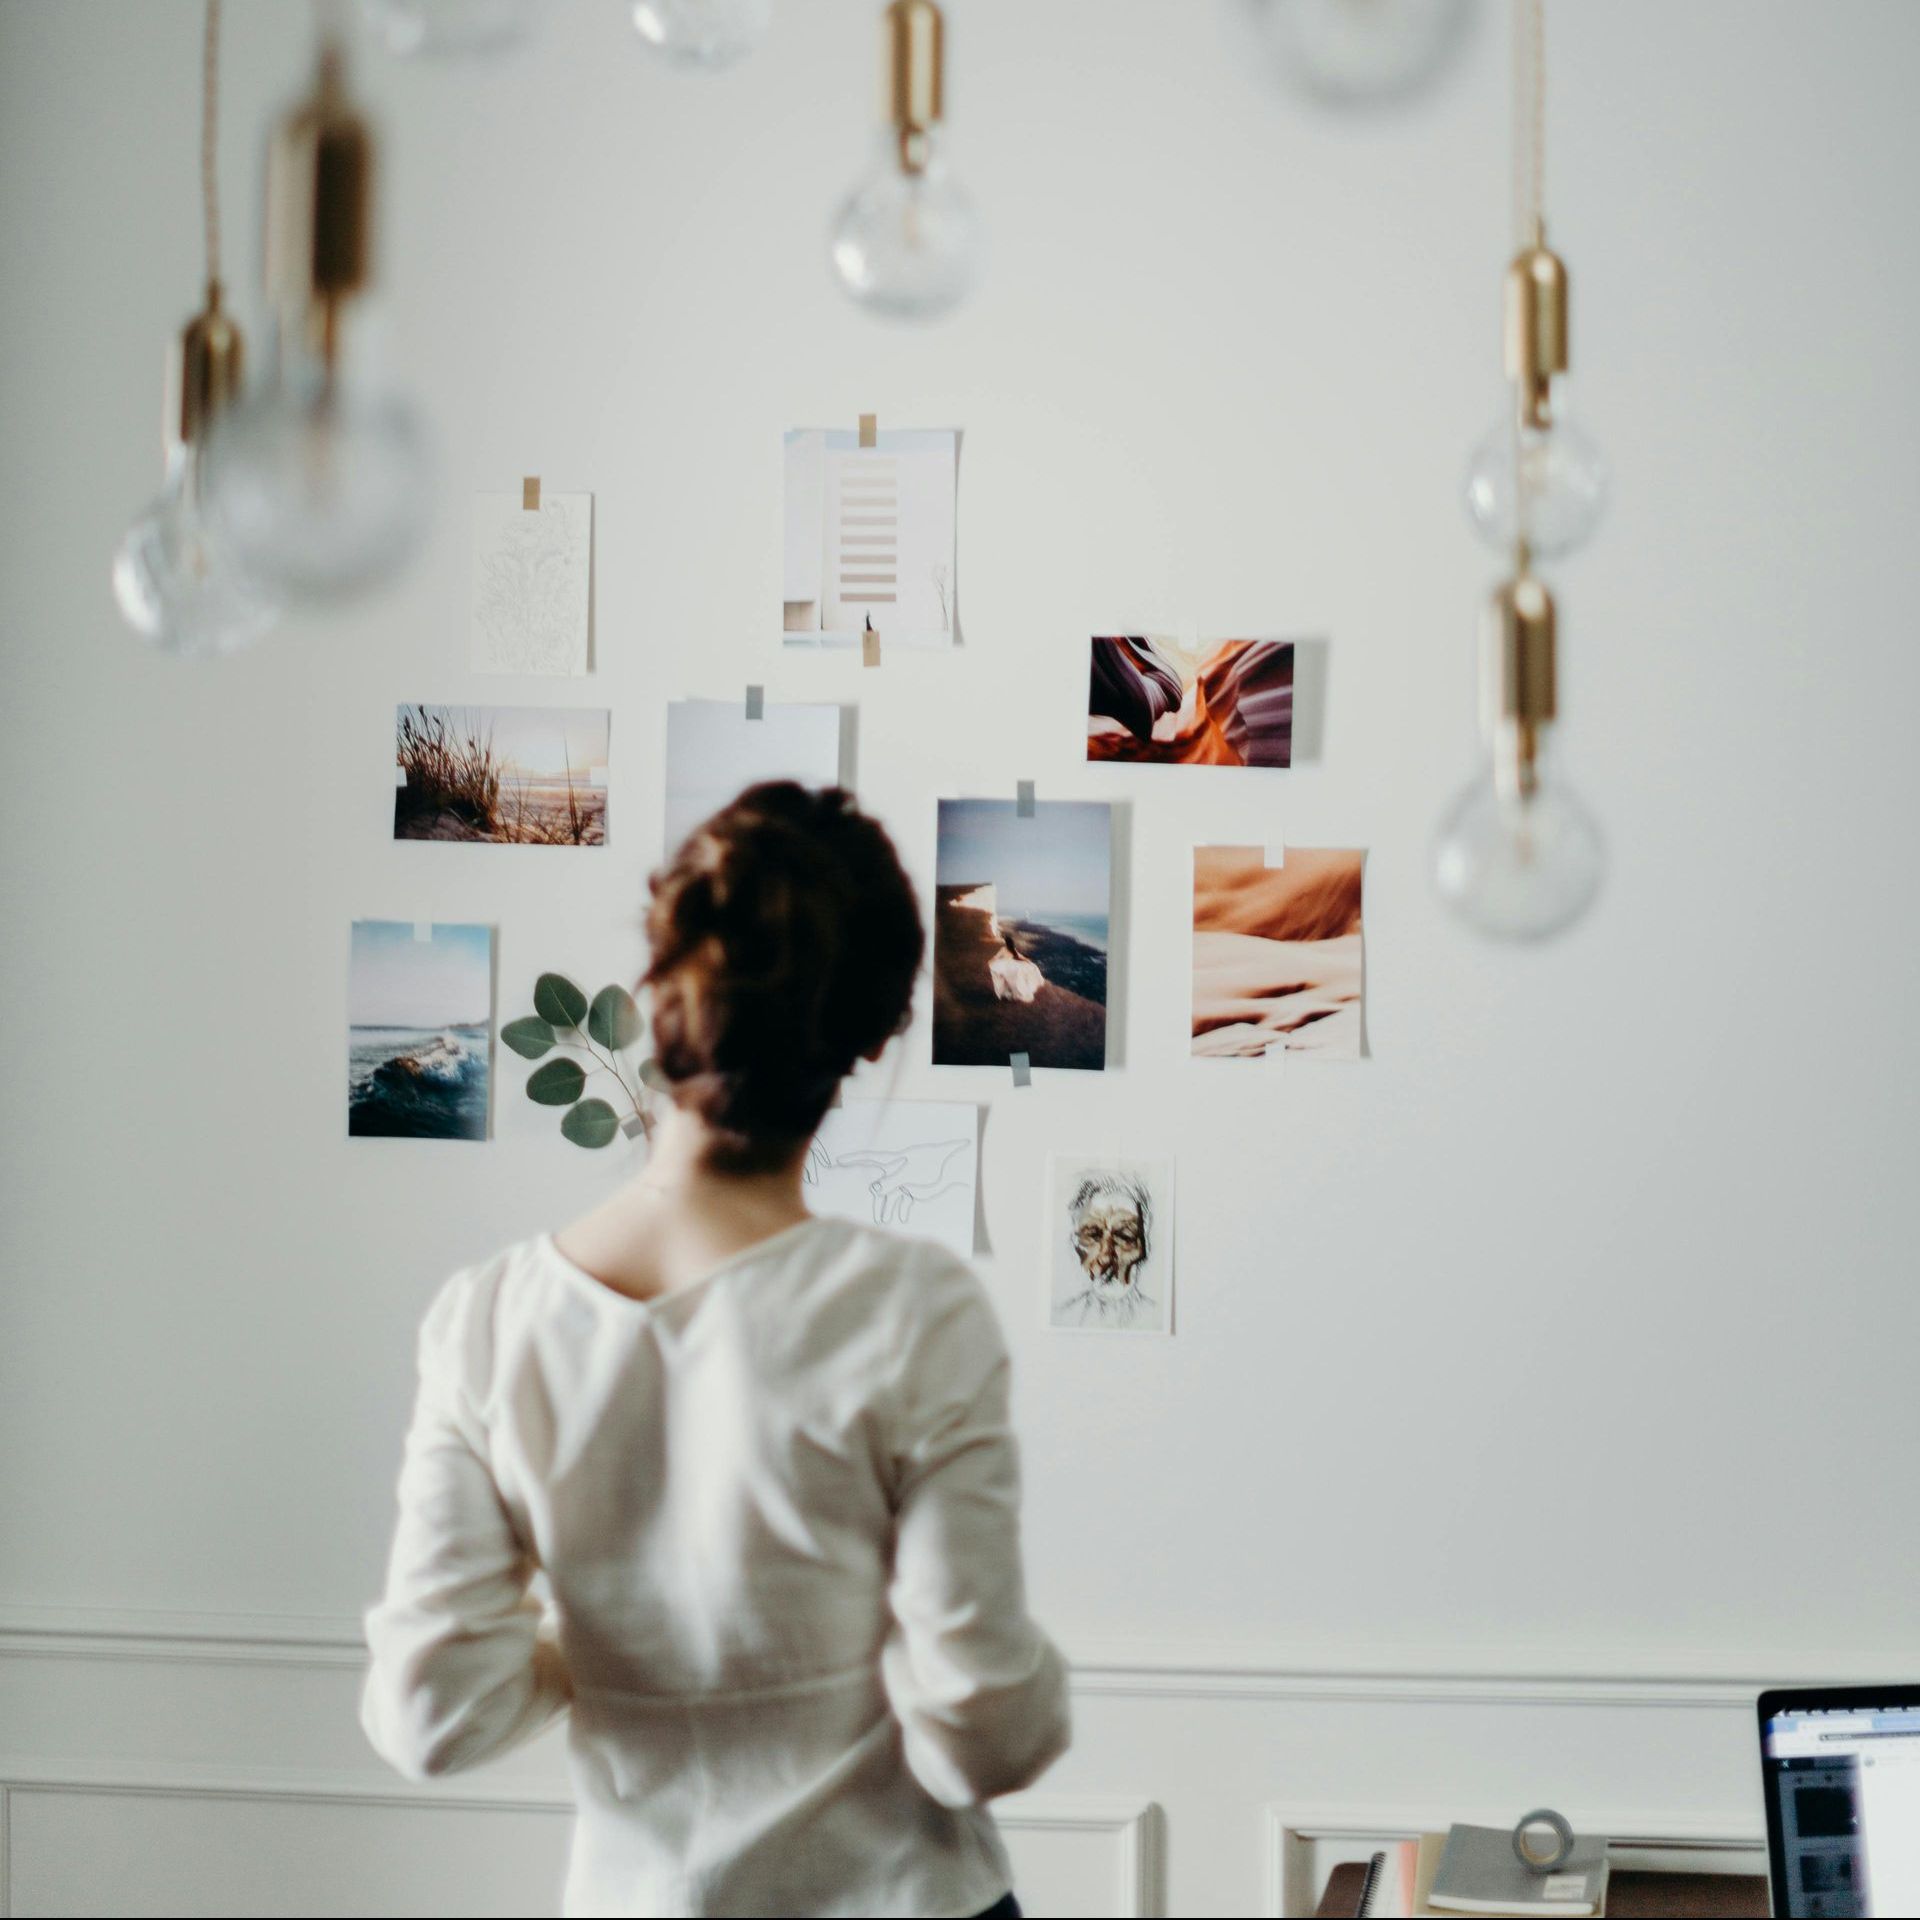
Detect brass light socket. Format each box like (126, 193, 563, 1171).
(1504, 241, 1570, 430)
(1482, 572, 1558, 799)
(883, 0, 944, 175)
(171, 284, 246, 447)
(264, 42, 374, 358)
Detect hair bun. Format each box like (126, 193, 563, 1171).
(644, 783, 923, 1171)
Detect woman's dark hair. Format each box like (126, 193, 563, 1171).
(644, 782, 924, 1172)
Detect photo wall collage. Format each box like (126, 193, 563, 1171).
(354, 426, 1368, 1336)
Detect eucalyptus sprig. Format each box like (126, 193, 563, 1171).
(501, 972, 661, 1149)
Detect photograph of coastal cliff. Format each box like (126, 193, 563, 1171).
(1087, 636, 1294, 767)
(348, 920, 494, 1140)
(1191, 846, 1364, 1060)
(393, 704, 609, 846)
(933, 798, 1111, 1072)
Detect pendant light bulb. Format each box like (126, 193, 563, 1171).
(1258, 0, 1469, 107)
(1434, 574, 1604, 941)
(204, 41, 429, 603)
(631, 0, 772, 71)
(1462, 236, 1607, 557)
(829, 0, 980, 322)
(112, 288, 283, 657)
(361, 0, 536, 59)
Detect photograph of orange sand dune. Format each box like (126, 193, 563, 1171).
(1087, 636, 1294, 768)
(393, 704, 609, 845)
(934, 798, 1111, 1072)
(1192, 846, 1365, 1060)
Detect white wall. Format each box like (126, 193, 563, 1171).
(3, 1, 1918, 1913)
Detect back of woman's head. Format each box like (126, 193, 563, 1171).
(644, 783, 923, 1171)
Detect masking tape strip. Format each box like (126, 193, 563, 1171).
(862, 630, 880, 668)
(858, 413, 878, 449)
(745, 684, 765, 720)
(522, 475, 541, 511)
(1264, 843, 1286, 868)
(412, 920, 433, 943)
(1016, 780, 1035, 818)
(620, 1113, 648, 1141)
(1010, 1051, 1032, 1087)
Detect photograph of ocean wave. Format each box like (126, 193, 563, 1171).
(933, 798, 1111, 1072)
(348, 920, 494, 1140)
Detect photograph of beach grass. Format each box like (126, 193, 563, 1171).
(348, 920, 494, 1140)
(1087, 636, 1294, 768)
(933, 798, 1111, 1072)
(1191, 846, 1364, 1060)
(393, 704, 609, 845)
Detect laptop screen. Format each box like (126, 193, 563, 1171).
(1762, 1700, 1920, 1917)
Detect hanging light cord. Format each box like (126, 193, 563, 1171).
(201, 0, 223, 298)
(1509, 0, 1546, 566)
(1513, 0, 1545, 252)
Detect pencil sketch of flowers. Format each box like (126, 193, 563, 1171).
(471, 492, 593, 676)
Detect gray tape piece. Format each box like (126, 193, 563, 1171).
(1010, 1051, 1032, 1087)
(620, 1113, 648, 1141)
(1511, 1809, 1575, 1874)
(1016, 779, 1035, 818)
(745, 685, 764, 720)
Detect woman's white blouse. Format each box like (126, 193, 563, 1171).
(361, 1217, 1070, 1919)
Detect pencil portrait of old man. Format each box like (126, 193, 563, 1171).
(1050, 1162, 1173, 1333)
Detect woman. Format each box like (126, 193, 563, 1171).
(360, 783, 1068, 1918)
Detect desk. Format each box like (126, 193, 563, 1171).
(1314, 1860, 1769, 1918)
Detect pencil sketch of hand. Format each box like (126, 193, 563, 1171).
(832, 1140, 971, 1227)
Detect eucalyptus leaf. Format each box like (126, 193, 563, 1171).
(587, 983, 644, 1052)
(500, 1016, 556, 1061)
(638, 1057, 672, 1092)
(561, 1098, 620, 1149)
(525, 1057, 586, 1106)
(533, 972, 588, 1029)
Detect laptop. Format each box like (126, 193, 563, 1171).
(1759, 1684, 1920, 1917)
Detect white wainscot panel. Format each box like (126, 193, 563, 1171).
(1263, 1806, 1767, 1919)
(0, 1773, 1160, 1920)
(998, 1794, 1162, 1919)
(6, 1787, 571, 1920)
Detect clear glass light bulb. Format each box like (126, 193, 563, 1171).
(1258, 0, 1470, 106)
(1434, 739, 1605, 942)
(1463, 412, 1608, 559)
(203, 323, 429, 604)
(830, 130, 981, 323)
(361, 0, 534, 58)
(631, 0, 771, 70)
(112, 441, 282, 657)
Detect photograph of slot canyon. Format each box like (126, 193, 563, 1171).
(1086, 635, 1294, 768)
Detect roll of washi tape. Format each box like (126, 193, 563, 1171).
(1511, 1809, 1576, 1873)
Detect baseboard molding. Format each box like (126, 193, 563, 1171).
(0, 1604, 1859, 1708)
